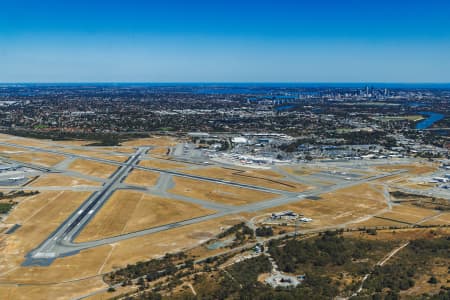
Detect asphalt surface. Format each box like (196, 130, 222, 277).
(23, 147, 148, 265)
(0, 140, 408, 266)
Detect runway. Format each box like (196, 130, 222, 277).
(0, 140, 407, 266)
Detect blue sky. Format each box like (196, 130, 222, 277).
(1, 0, 450, 83)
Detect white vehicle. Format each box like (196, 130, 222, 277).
(8, 176, 25, 181)
(299, 217, 312, 222)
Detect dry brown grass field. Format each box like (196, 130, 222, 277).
(281, 166, 320, 176)
(148, 146, 171, 156)
(123, 169, 160, 186)
(58, 148, 128, 162)
(378, 204, 442, 224)
(97, 215, 242, 272)
(0, 145, 25, 153)
(169, 176, 279, 206)
(0, 277, 107, 300)
(5, 138, 52, 148)
(67, 159, 117, 179)
(261, 183, 387, 228)
(139, 158, 187, 170)
(346, 216, 406, 228)
(31, 174, 100, 187)
(181, 166, 311, 192)
(375, 163, 438, 176)
(0, 191, 91, 277)
(121, 136, 177, 147)
(420, 212, 450, 226)
(6, 152, 66, 167)
(75, 190, 215, 242)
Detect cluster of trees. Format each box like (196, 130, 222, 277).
(169, 255, 341, 300)
(0, 190, 39, 199)
(217, 222, 250, 238)
(1, 128, 148, 146)
(105, 252, 187, 285)
(175, 256, 273, 300)
(0, 202, 14, 214)
(0, 191, 39, 214)
(366, 263, 416, 294)
(255, 226, 274, 237)
(228, 255, 272, 288)
(361, 237, 449, 299)
(215, 222, 254, 248)
(86, 134, 121, 146)
(269, 231, 390, 273)
(108, 232, 449, 300)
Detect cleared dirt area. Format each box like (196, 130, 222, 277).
(31, 174, 100, 187)
(76, 190, 215, 243)
(6, 151, 66, 167)
(261, 183, 387, 228)
(169, 176, 279, 206)
(124, 169, 160, 187)
(68, 159, 117, 179)
(181, 166, 310, 192)
(139, 158, 187, 170)
(0, 191, 91, 276)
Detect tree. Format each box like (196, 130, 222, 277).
(428, 276, 438, 284)
(255, 226, 274, 237)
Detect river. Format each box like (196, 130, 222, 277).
(415, 112, 445, 130)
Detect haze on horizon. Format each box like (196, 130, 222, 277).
(1, 0, 450, 83)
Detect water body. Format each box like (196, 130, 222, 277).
(275, 104, 297, 111)
(415, 112, 445, 130)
